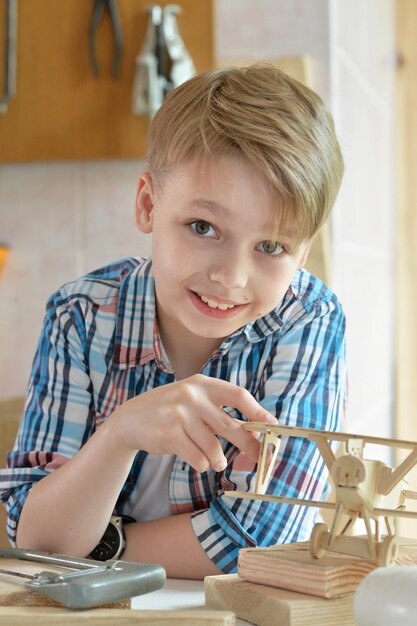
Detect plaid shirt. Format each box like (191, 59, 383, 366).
(0, 256, 346, 572)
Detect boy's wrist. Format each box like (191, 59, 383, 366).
(88, 515, 135, 561)
(101, 408, 137, 454)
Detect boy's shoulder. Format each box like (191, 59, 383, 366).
(47, 257, 152, 314)
(289, 268, 340, 311)
(57, 257, 149, 304)
(280, 268, 343, 325)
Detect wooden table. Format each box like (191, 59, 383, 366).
(133, 578, 252, 625)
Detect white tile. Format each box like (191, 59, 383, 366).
(0, 251, 77, 398)
(216, 0, 329, 58)
(0, 162, 79, 251)
(80, 159, 145, 253)
(83, 242, 152, 276)
(215, 0, 331, 97)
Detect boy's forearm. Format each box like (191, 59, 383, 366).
(123, 512, 221, 579)
(14, 372, 273, 556)
(15, 420, 136, 555)
(15, 414, 221, 578)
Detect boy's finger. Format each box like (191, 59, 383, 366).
(202, 409, 262, 463)
(187, 420, 228, 472)
(227, 428, 262, 463)
(179, 432, 218, 473)
(234, 393, 278, 425)
(199, 376, 278, 425)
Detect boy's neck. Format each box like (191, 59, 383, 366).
(157, 317, 224, 380)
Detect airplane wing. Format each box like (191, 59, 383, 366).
(244, 423, 417, 495)
(223, 490, 336, 509)
(244, 423, 417, 450)
(223, 491, 417, 523)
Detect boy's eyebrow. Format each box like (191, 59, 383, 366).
(184, 199, 231, 220)
(184, 198, 300, 245)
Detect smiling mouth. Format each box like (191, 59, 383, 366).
(199, 294, 237, 310)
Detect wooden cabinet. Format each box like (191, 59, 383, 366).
(0, 0, 213, 162)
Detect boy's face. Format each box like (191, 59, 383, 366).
(136, 156, 311, 353)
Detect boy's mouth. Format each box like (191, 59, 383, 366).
(199, 295, 236, 310)
(189, 290, 246, 318)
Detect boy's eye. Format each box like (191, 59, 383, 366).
(258, 241, 284, 256)
(191, 220, 216, 237)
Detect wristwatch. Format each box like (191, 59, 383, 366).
(88, 515, 135, 561)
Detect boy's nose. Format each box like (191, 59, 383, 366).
(208, 251, 249, 290)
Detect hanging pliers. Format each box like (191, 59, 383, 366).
(88, 0, 123, 78)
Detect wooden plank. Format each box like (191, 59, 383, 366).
(0, 397, 24, 548)
(237, 538, 417, 599)
(0, 0, 213, 161)
(0, 397, 24, 457)
(238, 543, 370, 599)
(205, 574, 355, 626)
(0, 606, 235, 625)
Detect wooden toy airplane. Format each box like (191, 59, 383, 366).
(224, 424, 417, 566)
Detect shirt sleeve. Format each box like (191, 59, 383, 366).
(191, 295, 347, 572)
(0, 289, 95, 545)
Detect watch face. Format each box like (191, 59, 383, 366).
(89, 521, 121, 561)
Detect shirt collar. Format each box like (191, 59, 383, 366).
(242, 307, 284, 343)
(113, 258, 173, 372)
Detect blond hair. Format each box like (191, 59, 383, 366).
(146, 64, 344, 243)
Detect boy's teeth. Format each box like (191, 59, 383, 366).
(200, 295, 235, 310)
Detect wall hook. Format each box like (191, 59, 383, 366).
(132, 4, 195, 118)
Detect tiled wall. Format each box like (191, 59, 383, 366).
(0, 1, 396, 445)
(0, 161, 151, 398)
(215, 0, 331, 97)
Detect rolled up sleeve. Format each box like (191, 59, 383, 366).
(0, 289, 95, 545)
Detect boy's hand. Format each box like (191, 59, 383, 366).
(107, 374, 277, 473)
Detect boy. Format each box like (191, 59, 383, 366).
(0, 65, 346, 579)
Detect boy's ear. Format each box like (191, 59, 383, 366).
(135, 172, 155, 234)
(297, 241, 312, 269)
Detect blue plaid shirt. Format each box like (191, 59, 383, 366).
(0, 256, 346, 572)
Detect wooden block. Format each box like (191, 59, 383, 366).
(0, 396, 24, 549)
(0, 606, 235, 625)
(238, 543, 371, 599)
(238, 537, 417, 599)
(205, 574, 355, 626)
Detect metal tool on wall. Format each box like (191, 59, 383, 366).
(88, 0, 124, 78)
(0, 0, 17, 115)
(132, 3, 195, 118)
